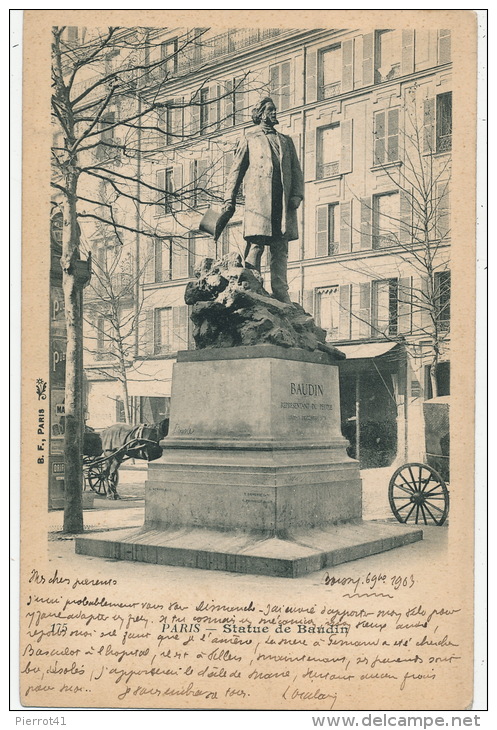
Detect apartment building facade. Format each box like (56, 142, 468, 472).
(83, 26, 452, 470)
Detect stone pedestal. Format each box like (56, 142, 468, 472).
(146, 345, 361, 536)
(76, 345, 422, 576)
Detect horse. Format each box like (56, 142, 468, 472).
(99, 419, 169, 499)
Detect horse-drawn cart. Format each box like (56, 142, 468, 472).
(388, 397, 450, 526)
(82, 421, 168, 498)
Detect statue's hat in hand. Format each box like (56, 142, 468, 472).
(199, 208, 234, 242)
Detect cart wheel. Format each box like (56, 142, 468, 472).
(388, 462, 449, 526)
(85, 462, 109, 495)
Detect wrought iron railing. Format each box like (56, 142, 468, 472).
(317, 161, 340, 179)
(437, 134, 452, 153)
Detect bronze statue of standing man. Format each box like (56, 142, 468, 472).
(223, 97, 304, 303)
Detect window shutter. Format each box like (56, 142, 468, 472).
(154, 238, 162, 283)
(224, 79, 234, 128)
(397, 276, 412, 334)
(142, 238, 155, 284)
(156, 169, 166, 216)
(339, 200, 352, 254)
(306, 49, 318, 103)
(436, 181, 450, 240)
(189, 160, 197, 208)
(423, 97, 435, 154)
(172, 97, 183, 141)
(212, 84, 221, 130)
(360, 197, 372, 249)
(400, 188, 413, 244)
(387, 108, 399, 162)
(338, 284, 351, 340)
(417, 276, 432, 334)
(172, 306, 188, 353)
(142, 309, 155, 356)
(171, 239, 188, 279)
(316, 205, 329, 257)
(374, 111, 386, 165)
(342, 39, 354, 93)
(173, 164, 183, 211)
(270, 64, 279, 89)
(340, 119, 353, 174)
(157, 107, 167, 143)
(190, 98, 200, 135)
(358, 282, 372, 338)
(234, 76, 245, 123)
(401, 30, 415, 75)
(438, 30, 451, 64)
(290, 134, 301, 163)
(281, 61, 291, 110)
(302, 289, 314, 315)
(305, 128, 316, 182)
(197, 158, 210, 206)
(362, 33, 374, 86)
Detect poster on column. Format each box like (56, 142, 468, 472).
(16, 8, 484, 717)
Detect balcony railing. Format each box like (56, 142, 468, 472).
(317, 161, 340, 179)
(321, 81, 341, 99)
(436, 134, 452, 153)
(146, 27, 289, 84)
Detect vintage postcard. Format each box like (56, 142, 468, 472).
(18, 9, 482, 713)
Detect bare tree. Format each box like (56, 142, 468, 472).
(82, 240, 148, 424)
(341, 84, 451, 397)
(52, 25, 263, 530)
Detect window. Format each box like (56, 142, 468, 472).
(139, 396, 170, 424)
(423, 92, 452, 154)
(436, 92, 452, 152)
(223, 151, 244, 203)
(192, 158, 211, 207)
(161, 38, 178, 74)
(317, 124, 340, 178)
(157, 168, 175, 215)
(223, 77, 245, 127)
(373, 108, 400, 165)
(372, 192, 400, 248)
(200, 88, 210, 134)
(66, 27, 79, 42)
(154, 307, 188, 355)
(315, 121, 353, 179)
(438, 29, 451, 65)
(166, 98, 184, 145)
(221, 223, 244, 258)
(319, 45, 342, 99)
(100, 112, 115, 142)
(154, 238, 172, 283)
(189, 234, 216, 277)
(373, 278, 399, 336)
(424, 361, 450, 398)
(96, 316, 114, 360)
(270, 61, 291, 111)
(115, 397, 126, 423)
(435, 181, 450, 239)
(434, 271, 451, 331)
(171, 239, 189, 279)
(315, 204, 339, 256)
(375, 30, 401, 82)
(316, 286, 340, 341)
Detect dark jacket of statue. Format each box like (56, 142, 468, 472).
(224, 127, 304, 242)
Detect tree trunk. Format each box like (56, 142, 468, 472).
(62, 175, 85, 533)
(121, 372, 132, 424)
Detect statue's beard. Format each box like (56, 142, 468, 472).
(261, 116, 278, 130)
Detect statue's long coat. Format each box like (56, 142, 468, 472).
(224, 128, 304, 242)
